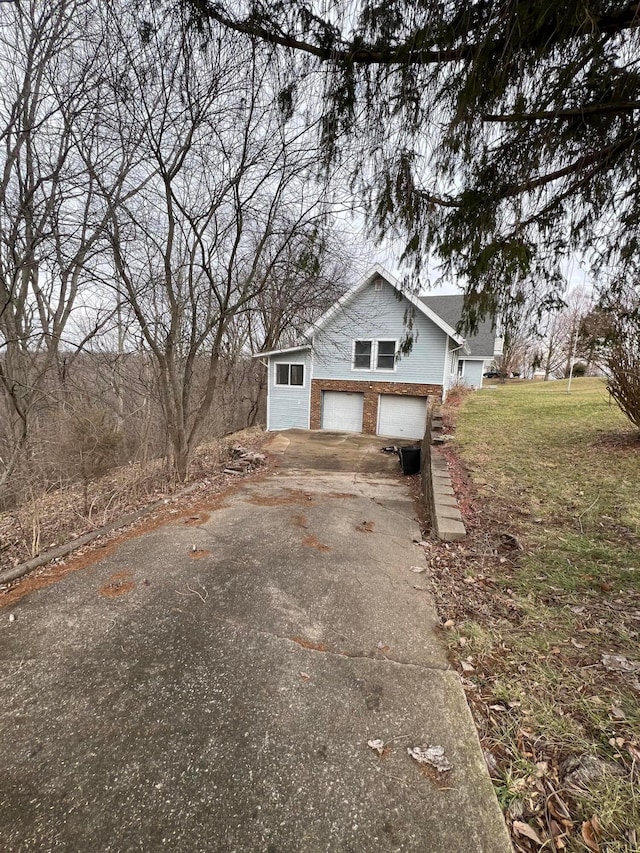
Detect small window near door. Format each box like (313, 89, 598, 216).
(377, 340, 396, 370)
(353, 340, 372, 369)
(457, 360, 464, 377)
(275, 363, 304, 386)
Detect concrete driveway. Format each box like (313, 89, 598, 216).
(0, 431, 511, 852)
(264, 429, 409, 475)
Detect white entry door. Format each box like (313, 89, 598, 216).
(321, 391, 364, 432)
(377, 394, 427, 439)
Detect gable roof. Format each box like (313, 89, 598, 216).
(419, 295, 497, 358)
(304, 264, 464, 345)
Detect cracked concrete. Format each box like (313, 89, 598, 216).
(0, 430, 512, 852)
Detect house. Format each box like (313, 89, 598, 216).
(254, 265, 501, 440)
(418, 293, 501, 390)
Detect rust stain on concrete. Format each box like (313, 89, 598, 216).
(290, 635, 328, 652)
(99, 572, 135, 597)
(302, 535, 330, 552)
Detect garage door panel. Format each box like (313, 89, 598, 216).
(322, 391, 364, 432)
(378, 395, 427, 439)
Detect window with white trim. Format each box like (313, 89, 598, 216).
(352, 339, 397, 371)
(376, 340, 396, 370)
(275, 363, 304, 386)
(353, 340, 373, 370)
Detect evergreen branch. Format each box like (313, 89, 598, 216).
(204, 5, 465, 64)
(483, 101, 640, 122)
(415, 188, 462, 208)
(500, 133, 637, 197)
(202, 2, 640, 67)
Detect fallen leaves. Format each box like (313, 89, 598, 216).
(0, 441, 242, 575)
(367, 738, 385, 755)
(512, 820, 542, 845)
(581, 817, 602, 852)
(601, 653, 640, 674)
(421, 518, 640, 852)
(366, 737, 453, 776)
(407, 744, 452, 773)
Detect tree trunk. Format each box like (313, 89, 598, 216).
(247, 370, 267, 427)
(172, 428, 191, 482)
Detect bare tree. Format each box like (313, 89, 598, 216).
(0, 0, 125, 499)
(241, 230, 357, 424)
(491, 286, 540, 379)
(582, 281, 640, 431)
(538, 287, 594, 379)
(97, 10, 339, 480)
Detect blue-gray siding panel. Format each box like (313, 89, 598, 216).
(461, 360, 484, 388)
(267, 352, 311, 430)
(313, 280, 447, 384)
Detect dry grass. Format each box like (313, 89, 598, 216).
(0, 427, 265, 572)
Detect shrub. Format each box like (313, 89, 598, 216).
(582, 283, 640, 430)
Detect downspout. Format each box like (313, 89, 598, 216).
(259, 359, 270, 431)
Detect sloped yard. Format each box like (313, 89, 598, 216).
(0, 429, 266, 577)
(429, 378, 639, 852)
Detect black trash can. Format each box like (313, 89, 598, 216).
(399, 445, 421, 475)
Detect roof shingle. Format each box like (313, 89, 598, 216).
(419, 295, 497, 358)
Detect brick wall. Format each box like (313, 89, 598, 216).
(310, 379, 443, 433)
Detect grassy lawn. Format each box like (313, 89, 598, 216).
(433, 378, 639, 852)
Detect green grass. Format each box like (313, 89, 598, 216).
(444, 378, 640, 851)
(455, 378, 640, 596)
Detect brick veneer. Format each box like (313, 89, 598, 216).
(310, 378, 443, 434)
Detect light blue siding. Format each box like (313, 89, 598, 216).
(313, 280, 447, 384)
(267, 351, 311, 430)
(445, 345, 459, 391)
(461, 360, 484, 388)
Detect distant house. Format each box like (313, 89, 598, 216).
(254, 265, 501, 440)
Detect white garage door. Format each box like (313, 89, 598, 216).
(378, 395, 427, 439)
(322, 391, 364, 432)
